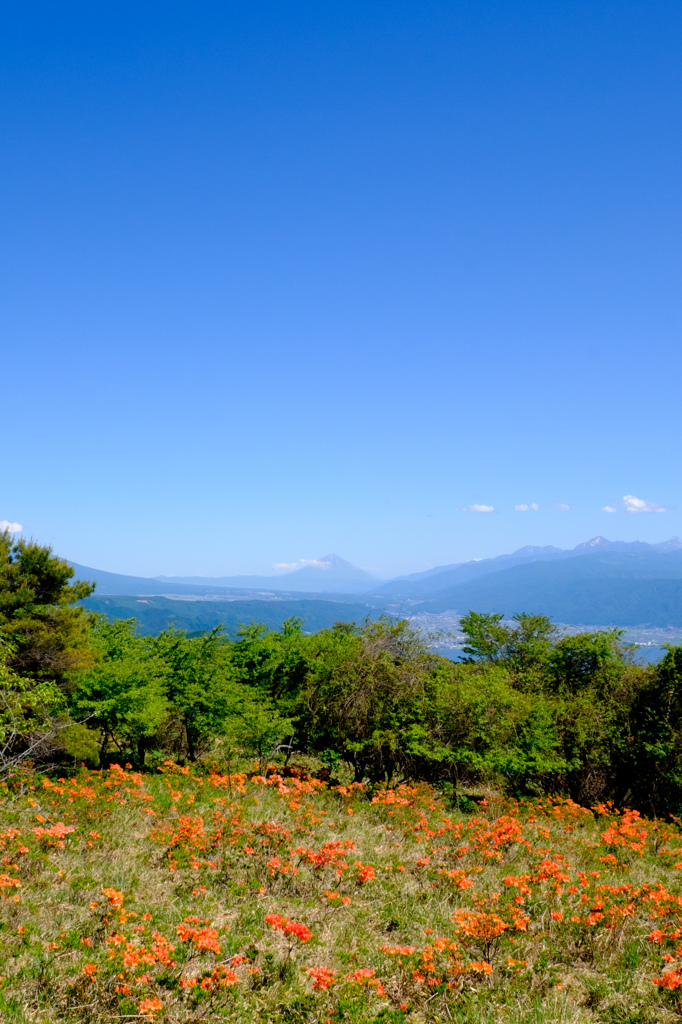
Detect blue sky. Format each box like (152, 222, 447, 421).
(2, 1, 682, 578)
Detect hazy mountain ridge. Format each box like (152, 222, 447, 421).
(414, 551, 682, 626)
(366, 546, 571, 601)
(154, 554, 379, 594)
(387, 544, 567, 584)
(69, 562, 367, 605)
(72, 537, 682, 628)
(73, 538, 682, 601)
(364, 537, 682, 603)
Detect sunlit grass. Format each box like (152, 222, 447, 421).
(1, 759, 681, 1022)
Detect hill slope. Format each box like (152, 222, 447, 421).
(366, 545, 570, 601)
(70, 563, 228, 597)
(82, 595, 376, 635)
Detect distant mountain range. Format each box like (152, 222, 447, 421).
(154, 554, 379, 594)
(69, 554, 374, 599)
(73, 537, 682, 629)
(412, 551, 682, 625)
(362, 537, 682, 626)
(364, 537, 682, 603)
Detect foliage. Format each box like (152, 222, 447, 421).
(57, 722, 101, 765)
(148, 626, 236, 761)
(623, 644, 682, 816)
(223, 695, 293, 773)
(2, 538, 682, 819)
(231, 617, 313, 707)
(546, 628, 629, 694)
(0, 530, 95, 686)
(430, 663, 572, 794)
(301, 618, 447, 783)
(72, 620, 169, 767)
(458, 611, 559, 668)
(458, 611, 511, 661)
(0, 637, 65, 772)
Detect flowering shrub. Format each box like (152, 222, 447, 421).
(2, 763, 682, 1020)
(307, 966, 336, 990)
(32, 822, 76, 848)
(176, 919, 222, 954)
(265, 914, 313, 942)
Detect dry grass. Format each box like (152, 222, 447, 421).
(0, 760, 681, 1023)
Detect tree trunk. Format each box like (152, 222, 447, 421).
(284, 735, 294, 767)
(185, 722, 196, 762)
(99, 732, 109, 770)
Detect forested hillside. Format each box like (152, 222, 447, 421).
(82, 594, 376, 636)
(3, 531, 682, 815)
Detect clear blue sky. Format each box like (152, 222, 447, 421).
(2, 1, 681, 578)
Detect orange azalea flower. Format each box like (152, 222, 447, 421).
(265, 914, 312, 941)
(101, 887, 124, 908)
(307, 966, 336, 990)
(138, 997, 164, 1018)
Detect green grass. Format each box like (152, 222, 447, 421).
(1, 760, 682, 1022)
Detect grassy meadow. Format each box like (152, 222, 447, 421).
(2, 759, 682, 1023)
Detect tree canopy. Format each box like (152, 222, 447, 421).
(0, 530, 95, 685)
(3, 533, 682, 817)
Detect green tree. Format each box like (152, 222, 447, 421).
(152, 627, 235, 761)
(0, 637, 65, 773)
(72, 619, 169, 767)
(546, 629, 627, 695)
(459, 611, 558, 671)
(223, 693, 293, 773)
(302, 618, 448, 782)
(622, 645, 682, 816)
(504, 613, 560, 674)
(231, 617, 311, 714)
(426, 660, 571, 795)
(459, 611, 510, 661)
(0, 530, 95, 686)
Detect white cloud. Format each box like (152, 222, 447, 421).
(601, 505, 617, 514)
(515, 503, 539, 512)
(0, 521, 22, 533)
(462, 504, 495, 513)
(551, 503, 570, 511)
(623, 494, 666, 514)
(273, 558, 332, 573)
